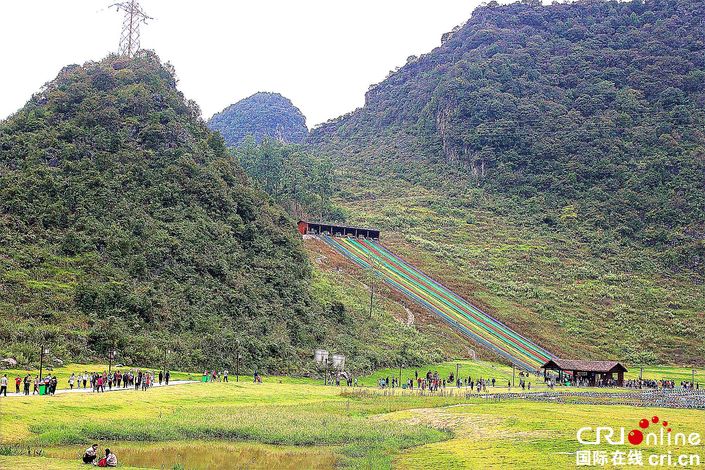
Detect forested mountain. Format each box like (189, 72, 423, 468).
(311, 0, 705, 273)
(208, 92, 308, 146)
(0, 53, 313, 369)
(0, 53, 440, 371)
(309, 0, 705, 365)
(232, 139, 344, 222)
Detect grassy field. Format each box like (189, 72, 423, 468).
(1, 364, 704, 469)
(358, 360, 513, 387)
(0, 380, 450, 468)
(360, 361, 705, 387)
(626, 366, 705, 383)
(389, 400, 705, 468)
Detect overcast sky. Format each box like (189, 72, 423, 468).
(1, 1, 485, 127)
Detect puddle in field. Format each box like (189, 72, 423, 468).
(44, 440, 337, 469)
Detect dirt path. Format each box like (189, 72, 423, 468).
(404, 305, 415, 326)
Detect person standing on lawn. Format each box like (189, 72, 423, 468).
(0, 374, 7, 396)
(23, 374, 30, 395)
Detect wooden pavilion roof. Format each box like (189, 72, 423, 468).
(542, 358, 628, 373)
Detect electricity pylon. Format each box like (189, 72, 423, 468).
(110, 0, 152, 57)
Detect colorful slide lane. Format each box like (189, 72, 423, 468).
(320, 235, 554, 371)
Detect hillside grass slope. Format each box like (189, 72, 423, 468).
(309, 0, 705, 365)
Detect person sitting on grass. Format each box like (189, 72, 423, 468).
(107, 449, 118, 467)
(82, 444, 98, 464)
(97, 448, 118, 467)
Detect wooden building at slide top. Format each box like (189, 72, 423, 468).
(542, 358, 628, 386)
(298, 220, 380, 240)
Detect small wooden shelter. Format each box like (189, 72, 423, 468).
(298, 220, 380, 240)
(542, 358, 628, 386)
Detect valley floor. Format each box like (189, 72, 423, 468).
(1, 363, 704, 469)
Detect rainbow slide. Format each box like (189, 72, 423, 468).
(320, 235, 554, 371)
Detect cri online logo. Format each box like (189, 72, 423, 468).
(577, 416, 701, 447)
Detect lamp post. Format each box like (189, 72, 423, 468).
(693, 369, 696, 388)
(314, 349, 329, 385)
(512, 364, 516, 387)
(39, 346, 49, 381)
(108, 349, 117, 374)
(163, 348, 170, 375)
(456, 363, 461, 384)
(236, 353, 242, 383)
(399, 364, 403, 388)
(235, 340, 241, 383)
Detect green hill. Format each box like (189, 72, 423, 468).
(0, 53, 444, 372)
(0, 53, 316, 369)
(208, 92, 308, 146)
(309, 0, 705, 365)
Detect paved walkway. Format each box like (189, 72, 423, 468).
(0, 380, 197, 398)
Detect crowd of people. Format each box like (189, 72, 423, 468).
(623, 379, 700, 390)
(376, 370, 523, 392)
(0, 373, 59, 396)
(68, 369, 171, 392)
(545, 376, 701, 390)
(201, 369, 263, 383)
(0, 369, 171, 396)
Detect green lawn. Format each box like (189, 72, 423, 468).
(0, 380, 449, 468)
(390, 400, 705, 468)
(1, 365, 704, 469)
(625, 365, 705, 383)
(357, 359, 513, 387)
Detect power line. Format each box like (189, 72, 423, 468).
(110, 0, 153, 57)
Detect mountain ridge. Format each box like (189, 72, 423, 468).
(307, 0, 705, 365)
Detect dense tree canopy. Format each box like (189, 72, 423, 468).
(208, 92, 308, 146)
(0, 54, 316, 369)
(233, 138, 344, 222)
